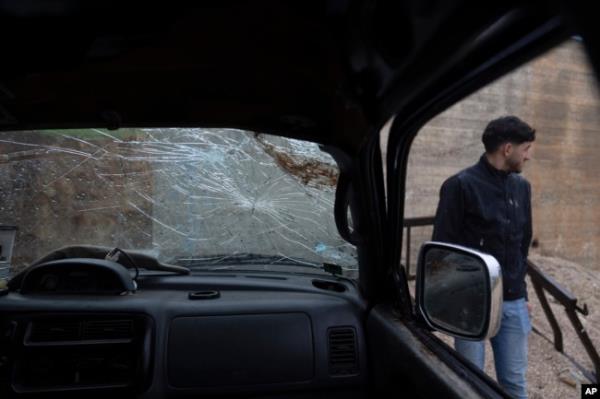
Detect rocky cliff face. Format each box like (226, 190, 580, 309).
(0, 130, 154, 270)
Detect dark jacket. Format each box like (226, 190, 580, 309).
(432, 154, 532, 301)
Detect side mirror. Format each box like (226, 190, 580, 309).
(415, 241, 502, 340)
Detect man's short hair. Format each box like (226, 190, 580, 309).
(482, 116, 536, 153)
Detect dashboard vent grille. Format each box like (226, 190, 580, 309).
(27, 319, 134, 344)
(328, 327, 358, 376)
(83, 320, 134, 340)
(29, 320, 81, 342)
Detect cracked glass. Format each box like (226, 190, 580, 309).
(0, 128, 357, 275)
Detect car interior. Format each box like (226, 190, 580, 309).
(1, 1, 598, 398)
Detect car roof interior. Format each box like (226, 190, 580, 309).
(0, 0, 583, 154)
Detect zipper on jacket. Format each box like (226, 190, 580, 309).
(503, 177, 509, 273)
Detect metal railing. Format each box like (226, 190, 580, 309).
(402, 216, 599, 382)
(402, 216, 435, 279)
(527, 260, 599, 382)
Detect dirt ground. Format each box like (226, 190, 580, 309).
(520, 253, 598, 399)
(412, 251, 600, 398)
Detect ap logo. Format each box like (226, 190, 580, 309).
(583, 384, 600, 397)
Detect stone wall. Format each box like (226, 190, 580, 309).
(391, 39, 600, 271)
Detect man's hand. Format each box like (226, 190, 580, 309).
(527, 302, 532, 315)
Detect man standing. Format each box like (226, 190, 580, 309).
(432, 115, 535, 399)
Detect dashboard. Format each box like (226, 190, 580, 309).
(0, 268, 368, 398)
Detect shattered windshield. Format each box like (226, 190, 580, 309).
(0, 128, 357, 276)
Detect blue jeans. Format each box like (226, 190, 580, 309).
(455, 298, 531, 399)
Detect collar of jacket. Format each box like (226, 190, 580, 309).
(478, 153, 511, 180)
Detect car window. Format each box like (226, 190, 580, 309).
(390, 38, 600, 399)
(401, 38, 599, 282)
(0, 128, 357, 276)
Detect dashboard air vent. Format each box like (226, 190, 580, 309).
(27, 319, 135, 344)
(83, 320, 133, 340)
(29, 320, 81, 342)
(328, 327, 358, 376)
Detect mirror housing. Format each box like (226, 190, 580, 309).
(415, 241, 502, 340)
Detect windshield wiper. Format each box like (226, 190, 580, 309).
(175, 253, 323, 269)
